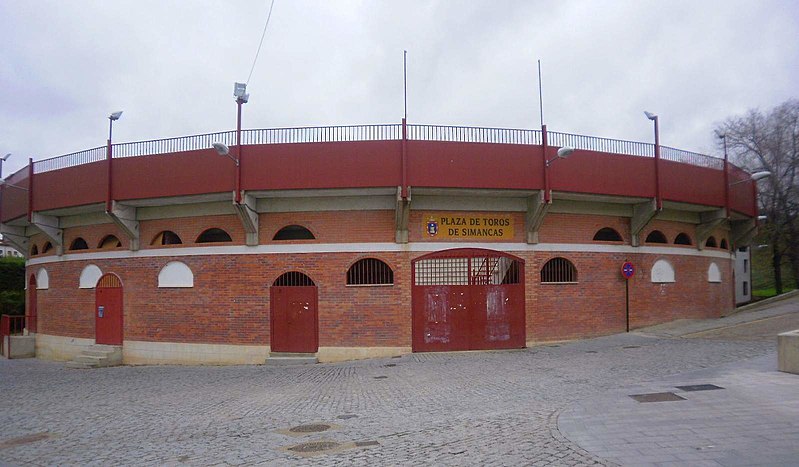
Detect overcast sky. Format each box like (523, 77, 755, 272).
(1, 0, 797, 176)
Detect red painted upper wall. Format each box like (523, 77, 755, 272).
(1, 140, 758, 222)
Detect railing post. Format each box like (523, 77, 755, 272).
(106, 138, 113, 212)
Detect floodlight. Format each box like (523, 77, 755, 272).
(750, 171, 771, 182)
(212, 142, 230, 156)
(758, 215, 767, 222)
(1, 153, 10, 161)
(644, 111, 657, 121)
(556, 147, 574, 159)
(233, 82, 247, 98)
(109, 111, 123, 121)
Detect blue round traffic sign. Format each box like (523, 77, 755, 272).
(621, 262, 635, 279)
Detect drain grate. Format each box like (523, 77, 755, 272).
(336, 414, 358, 420)
(373, 375, 388, 379)
(623, 345, 640, 349)
(676, 384, 724, 392)
(629, 392, 686, 403)
(382, 363, 397, 367)
(355, 440, 380, 447)
(584, 350, 598, 354)
(289, 424, 332, 434)
(287, 441, 340, 453)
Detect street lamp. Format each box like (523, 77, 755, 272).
(730, 171, 771, 185)
(212, 142, 238, 166)
(545, 146, 575, 167)
(644, 110, 662, 209)
(0, 153, 10, 179)
(212, 82, 249, 203)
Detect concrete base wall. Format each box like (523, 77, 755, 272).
(36, 334, 95, 361)
(318, 346, 410, 363)
(123, 340, 269, 365)
(2, 335, 36, 359)
(778, 330, 799, 374)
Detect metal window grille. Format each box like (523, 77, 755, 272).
(196, 228, 232, 243)
(153, 230, 182, 245)
(674, 233, 692, 245)
(347, 258, 394, 285)
(720, 239, 728, 250)
(705, 236, 717, 248)
(645, 230, 668, 244)
(99, 235, 122, 249)
(30, 245, 39, 256)
(414, 256, 520, 286)
(70, 238, 89, 251)
(97, 274, 122, 288)
(273, 225, 315, 240)
(42, 242, 52, 253)
(273, 272, 315, 287)
(540, 257, 577, 283)
(593, 227, 623, 242)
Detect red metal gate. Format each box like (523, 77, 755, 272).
(270, 272, 318, 353)
(412, 248, 525, 352)
(95, 274, 123, 345)
(27, 274, 37, 333)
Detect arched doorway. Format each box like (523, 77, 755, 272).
(95, 273, 123, 345)
(270, 272, 318, 353)
(411, 248, 525, 352)
(27, 274, 37, 333)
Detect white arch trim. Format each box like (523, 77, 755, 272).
(36, 268, 49, 289)
(79, 264, 103, 289)
(651, 259, 675, 283)
(708, 262, 721, 283)
(158, 261, 194, 288)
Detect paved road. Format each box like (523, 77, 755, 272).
(1, 297, 797, 466)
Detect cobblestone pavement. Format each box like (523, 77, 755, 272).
(1, 303, 796, 466)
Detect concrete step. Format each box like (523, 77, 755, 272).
(266, 352, 318, 366)
(65, 361, 94, 369)
(66, 344, 122, 369)
(75, 355, 106, 366)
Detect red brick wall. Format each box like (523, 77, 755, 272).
(26, 213, 734, 349)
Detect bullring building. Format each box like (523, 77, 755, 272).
(1, 121, 760, 364)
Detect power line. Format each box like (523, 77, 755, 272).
(246, 0, 277, 85)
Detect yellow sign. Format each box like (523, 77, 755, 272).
(424, 214, 514, 240)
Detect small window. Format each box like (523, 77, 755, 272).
(347, 258, 394, 286)
(645, 230, 668, 244)
(273, 271, 315, 286)
(674, 233, 692, 245)
(738, 246, 747, 252)
(196, 228, 232, 243)
(743, 281, 749, 295)
(541, 257, 577, 283)
(593, 227, 623, 242)
(42, 242, 53, 253)
(743, 259, 748, 274)
(651, 259, 675, 283)
(705, 236, 717, 248)
(99, 235, 122, 249)
(151, 230, 183, 245)
(720, 239, 729, 250)
(70, 237, 89, 250)
(30, 244, 39, 256)
(273, 225, 315, 240)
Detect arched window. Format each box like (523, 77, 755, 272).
(674, 233, 692, 245)
(651, 259, 675, 283)
(705, 236, 717, 248)
(30, 244, 39, 256)
(70, 237, 89, 250)
(99, 235, 122, 249)
(151, 230, 183, 245)
(42, 242, 53, 253)
(158, 261, 194, 288)
(645, 230, 668, 244)
(36, 268, 50, 289)
(347, 258, 394, 285)
(196, 228, 232, 243)
(273, 225, 315, 240)
(540, 257, 577, 283)
(79, 265, 103, 289)
(273, 271, 315, 286)
(720, 238, 729, 250)
(708, 262, 721, 283)
(593, 227, 623, 242)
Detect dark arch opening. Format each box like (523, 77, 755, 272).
(273, 225, 315, 240)
(99, 235, 122, 249)
(593, 227, 623, 242)
(151, 230, 183, 245)
(705, 236, 717, 248)
(273, 271, 315, 287)
(42, 242, 53, 253)
(541, 257, 577, 283)
(674, 233, 693, 245)
(196, 228, 232, 243)
(645, 230, 668, 244)
(720, 238, 729, 250)
(347, 258, 394, 285)
(70, 237, 89, 251)
(30, 244, 39, 256)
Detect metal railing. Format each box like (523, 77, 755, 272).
(0, 314, 26, 358)
(30, 123, 724, 174)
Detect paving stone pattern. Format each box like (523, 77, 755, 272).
(0, 320, 793, 466)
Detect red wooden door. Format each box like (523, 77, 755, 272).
(27, 275, 37, 333)
(412, 249, 525, 352)
(95, 274, 123, 345)
(270, 272, 318, 353)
